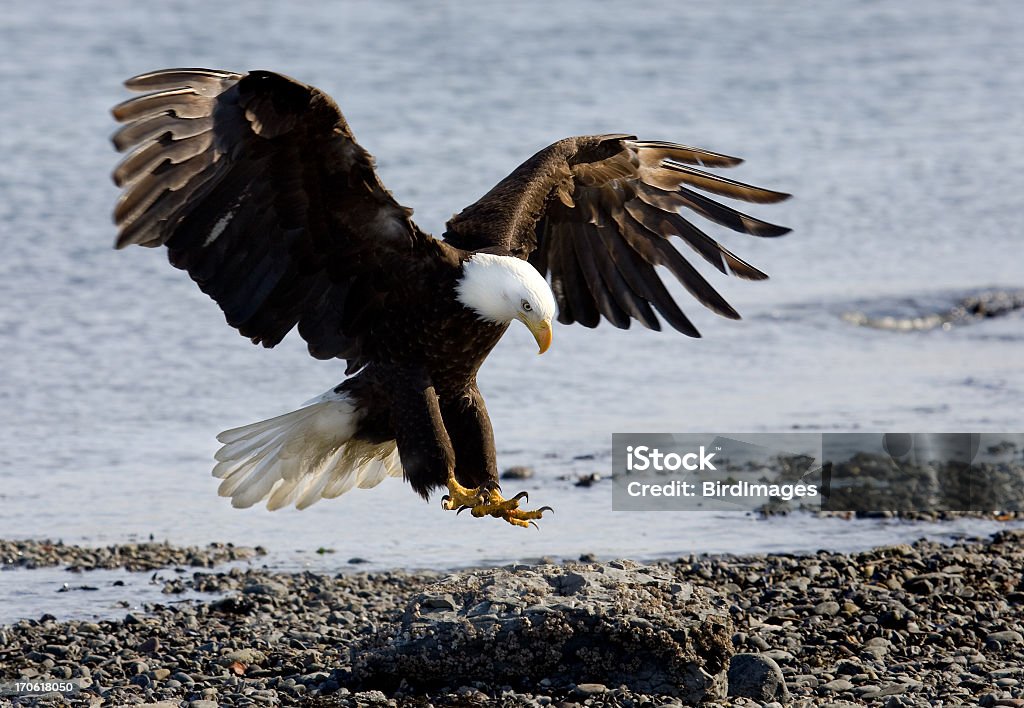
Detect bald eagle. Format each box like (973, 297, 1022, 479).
(111, 68, 789, 527)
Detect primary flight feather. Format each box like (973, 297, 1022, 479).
(112, 68, 790, 526)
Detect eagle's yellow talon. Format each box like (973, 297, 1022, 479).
(444, 477, 551, 528)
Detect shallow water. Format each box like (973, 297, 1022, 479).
(1, 1, 1023, 622)
(0, 564, 235, 627)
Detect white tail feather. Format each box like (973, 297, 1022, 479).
(213, 389, 403, 510)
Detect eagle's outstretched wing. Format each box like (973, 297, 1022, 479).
(443, 134, 790, 336)
(112, 68, 437, 371)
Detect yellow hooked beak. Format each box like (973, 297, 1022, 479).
(525, 318, 553, 354)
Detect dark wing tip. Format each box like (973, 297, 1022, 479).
(757, 223, 791, 238)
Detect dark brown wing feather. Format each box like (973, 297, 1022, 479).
(112, 68, 439, 371)
(444, 134, 790, 336)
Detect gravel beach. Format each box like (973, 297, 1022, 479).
(2, 530, 1024, 706)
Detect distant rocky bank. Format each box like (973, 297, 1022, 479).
(841, 288, 1024, 331)
(0, 540, 265, 572)
(2, 530, 1024, 706)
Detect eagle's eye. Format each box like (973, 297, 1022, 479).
(521, 300, 532, 312)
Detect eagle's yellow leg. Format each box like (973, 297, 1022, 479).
(442, 477, 551, 528)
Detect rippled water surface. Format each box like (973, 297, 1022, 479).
(1, 1, 1022, 621)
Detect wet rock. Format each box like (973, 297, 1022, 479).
(351, 561, 732, 702)
(987, 630, 1024, 645)
(842, 289, 1024, 331)
(727, 653, 788, 703)
(501, 466, 534, 480)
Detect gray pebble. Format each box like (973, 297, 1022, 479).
(814, 601, 841, 617)
(822, 678, 855, 693)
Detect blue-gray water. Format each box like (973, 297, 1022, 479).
(1, 1, 1022, 623)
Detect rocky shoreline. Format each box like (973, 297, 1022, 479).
(0, 540, 266, 572)
(1, 530, 1023, 706)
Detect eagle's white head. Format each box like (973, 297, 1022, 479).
(456, 253, 557, 353)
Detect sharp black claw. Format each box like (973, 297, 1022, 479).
(511, 491, 529, 503)
(441, 494, 451, 508)
(538, 506, 554, 514)
(529, 521, 540, 530)
(456, 505, 472, 515)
